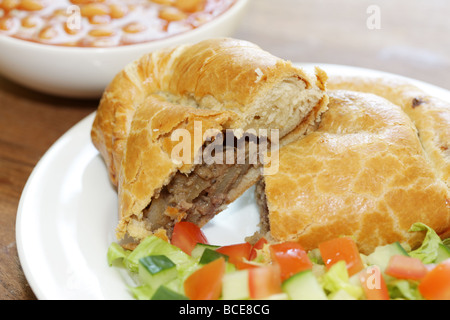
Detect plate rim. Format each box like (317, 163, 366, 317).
(15, 112, 97, 300)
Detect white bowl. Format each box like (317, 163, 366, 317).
(0, 0, 250, 99)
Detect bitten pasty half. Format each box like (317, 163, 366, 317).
(91, 38, 329, 244)
(256, 90, 450, 255)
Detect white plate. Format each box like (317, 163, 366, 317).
(16, 64, 450, 300)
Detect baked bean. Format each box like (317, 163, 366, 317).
(159, 7, 187, 22)
(18, 0, 44, 11)
(175, 0, 205, 13)
(122, 22, 147, 34)
(90, 37, 117, 47)
(80, 3, 109, 18)
(64, 20, 80, 34)
(53, 8, 70, 16)
(38, 25, 58, 40)
(21, 14, 40, 28)
(0, 0, 20, 11)
(88, 27, 114, 37)
(109, 4, 127, 19)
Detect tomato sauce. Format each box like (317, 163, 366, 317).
(0, 0, 236, 47)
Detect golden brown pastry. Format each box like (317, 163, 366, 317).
(91, 38, 329, 243)
(257, 90, 450, 255)
(328, 76, 450, 187)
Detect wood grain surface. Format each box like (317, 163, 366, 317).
(0, 0, 448, 300)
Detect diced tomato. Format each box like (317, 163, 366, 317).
(249, 237, 268, 261)
(385, 255, 428, 281)
(269, 241, 312, 281)
(171, 221, 209, 255)
(216, 242, 253, 269)
(318, 237, 364, 276)
(359, 266, 390, 300)
(419, 259, 450, 300)
(248, 265, 283, 299)
(184, 257, 226, 300)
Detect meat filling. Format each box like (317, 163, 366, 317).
(142, 134, 258, 237)
(255, 179, 270, 235)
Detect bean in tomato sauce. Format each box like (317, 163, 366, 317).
(0, 0, 236, 47)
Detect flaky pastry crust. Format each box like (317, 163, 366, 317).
(261, 90, 450, 254)
(328, 76, 450, 187)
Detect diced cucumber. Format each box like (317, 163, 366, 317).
(139, 255, 177, 288)
(199, 248, 229, 265)
(366, 242, 409, 272)
(282, 270, 327, 300)
(191, 243, 220, 259)
(129, 285, 156, 300)
(164, 278, 183, 294)
(221, 270, 250, 300)
(435, 243, 450, 263)
(151, 285, 189, 300)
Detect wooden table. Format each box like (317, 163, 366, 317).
(0, 0, 449, 300)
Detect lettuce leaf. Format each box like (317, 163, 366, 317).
(387, 279, 422, 300)
(129, 284, 156, 300)
(320, 261, 364, 299)
(408, 223, 442, 264)
(107, 242, 131, 266)
(107, 235, 199, 298)
(443, 238, 450, 249)
(123, 235, 194, 273)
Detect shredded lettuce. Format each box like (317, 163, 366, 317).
(107, 235, 199, 298)
(320, 261, 364, 299)
(107, 242, 130, 266)
(123, 236, 195, 273)
(387, 279, 422, 300)
(408, 222, 442, 264)
(308, 248, 324, 265)
(129, 284, 156, 300)
(443, 238, 450, 249)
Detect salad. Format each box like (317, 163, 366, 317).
(107, 222, 450, 300)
